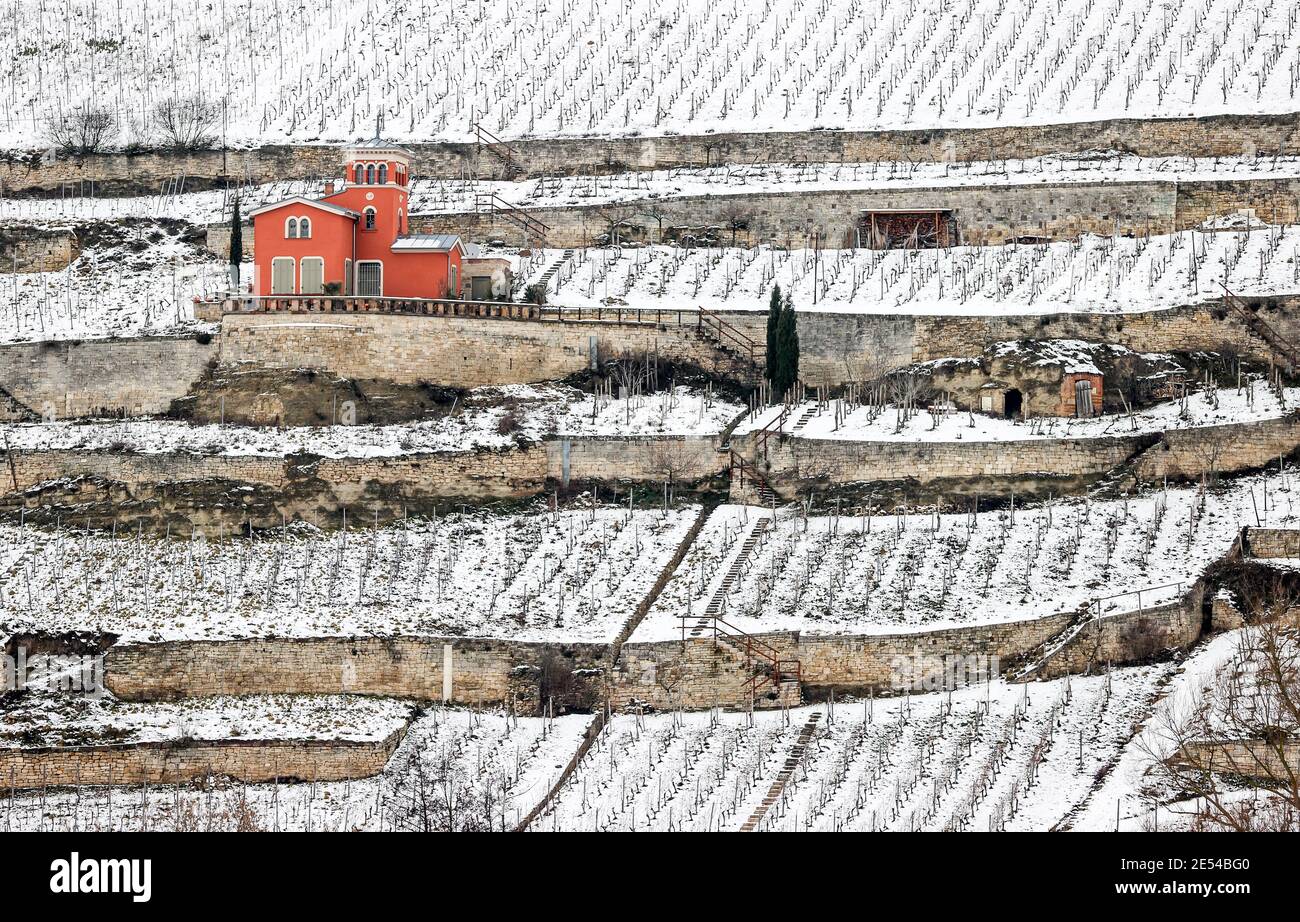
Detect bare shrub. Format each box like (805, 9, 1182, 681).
(45, 104, 117, 155)
(153, 96, 219, 150)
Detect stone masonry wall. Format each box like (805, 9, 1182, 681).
(1131, 413, 1300, 483)
(546, 435, 727, 488)
(611, 600, 1202, 709)
(0, 335, 216, 419)
(0, 732, 404, 789)
(415, 181, 1182, 249)
(746, 430, 1148, 494)
(105, 636, 608, 714)
(1, 446, 549, 504)
(216, 310, 754, 388)
(1031, 600, 1202, 681)
(1243, 526, 1300, 558)
(0, 298, 1283, 422)
(736, 412, 1300, 499)
(5, 112, 1298, 193)
(0, 226, 79, 271)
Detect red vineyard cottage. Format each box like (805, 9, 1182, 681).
(249, 139, 465, 299)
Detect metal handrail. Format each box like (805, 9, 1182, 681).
(1089, 581, 1183, 619)
(1221, 283, 1298, 370)
(698, 307, 764, 363)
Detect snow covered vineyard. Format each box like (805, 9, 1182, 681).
(0, 506, 700, 644)
(0, 706, 590, 831)
(637, 482, 1282, 643)
(6, 0, 1300, 837)
(4, 0, 1300, 150)
(0, 484, 1284, 709)
(534, 666, 1173, 832)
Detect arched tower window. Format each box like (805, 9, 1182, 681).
(299, 216, 311, 238)
(286, 217, 299, 239)
(363, 207, 377, 231)
(354, 163, 365, 185)
(365, 164, 375, 184)
(379, 164, 388, 184)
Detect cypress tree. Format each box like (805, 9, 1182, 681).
(228, 195, 243, 290)
(765, 284, 781, 384)
(775, 293, 800, 399)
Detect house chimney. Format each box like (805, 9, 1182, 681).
(324, 180, 335, 195)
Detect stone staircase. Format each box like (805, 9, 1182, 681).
(789, 405, 817, 433)
(728, 450, 777, 504)
(739, 710, 823, 831)
(697, 308, 765, 373)
(677, 513, 802, 708)
(686, 515, 771, 637)
(535, 248, 575, 295)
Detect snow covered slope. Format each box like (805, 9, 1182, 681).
(3, 0, 1299, 150)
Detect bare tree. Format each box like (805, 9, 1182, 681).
(383, 743, 499, 832)
(153, 96, 219, 150)
(649, 438, 703, 502)
(889, 370, 934, 430)
(45, 104, 118, 155)
(1146, 574, 1300, 831)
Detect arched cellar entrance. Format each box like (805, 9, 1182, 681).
(1004, 388, 1023, 419)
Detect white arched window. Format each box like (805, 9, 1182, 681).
(354, 163, 365, 184)
(286, 217, 299, 239)
(363, 207, 376, 231)
(365, 163, 375, 184)
(298, 216, 311, 238)
(378, 164, 388, 184)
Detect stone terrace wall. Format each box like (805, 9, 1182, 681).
(210, 176, 1299, 254)
(612, 601, 1203, 709)
(217, 310, 756, 388)
(0, 226, 79, 271)
(742, 430, 1151, 496)
(1173, 740, 1300, 781)
(546, 435, 727, 488)
(105, 636, 608, 714)
(0, 732, 404, 789)
(737, 412, 1300, 499)
(465, 179, 1299, 250)
(4, 112, 1297, 192)
(1131, 413, 1300, 483)
(696, 303, 1277, 387)
(1032, 599, 1202, 681)
(0, 299, 1284, 421)
(0, 336, 216, 419)
(416, 181, 1182, 249)
(2, 446, 548, 503)
(1243, 526, 1300, 558)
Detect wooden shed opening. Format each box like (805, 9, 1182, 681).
(860, 209, 956, 249)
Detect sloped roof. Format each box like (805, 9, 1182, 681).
(391, 234, 465, 253)
(246, 196, 360, 219)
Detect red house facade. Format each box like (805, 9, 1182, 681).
(249, 139, 464, 299)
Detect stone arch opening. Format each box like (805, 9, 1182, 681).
(1004, 388, 1023, 419)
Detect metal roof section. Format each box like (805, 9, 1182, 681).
(391, 234, 466, 253)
